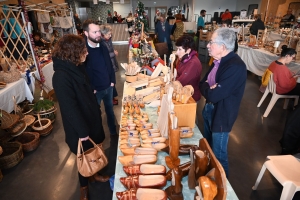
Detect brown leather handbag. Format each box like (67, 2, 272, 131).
(77, 138, 108, 177)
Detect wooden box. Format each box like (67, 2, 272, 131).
(199, 138, 227, 200)
(172, 97, 196, 128)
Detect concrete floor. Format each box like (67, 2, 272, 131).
(0, 44, 300, 200)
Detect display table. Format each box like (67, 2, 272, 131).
(112, 106, 239, 199)
(0, 79, 34, 113)
(237, 45, 300, 76)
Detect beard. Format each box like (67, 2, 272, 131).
(88, 35, 101, 43)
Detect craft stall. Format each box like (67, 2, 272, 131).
(107, 16, 239, 197)
(0, 0, 76, 181)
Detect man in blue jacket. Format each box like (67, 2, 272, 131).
(199, 28, 247, 176)
(83, 19, 117, 136)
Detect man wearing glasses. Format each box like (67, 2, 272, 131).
(199, 28, 247, 177)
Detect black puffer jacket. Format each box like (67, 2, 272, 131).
(52, 57, 105, 153)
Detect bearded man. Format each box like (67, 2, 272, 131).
(83, 19, 117, 136)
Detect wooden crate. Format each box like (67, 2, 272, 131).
(199, 31, 212, 41)
(199, 138, 227, 200)
(173, 97, 196, 128)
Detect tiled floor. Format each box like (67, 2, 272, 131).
(0, 44, 299, 200)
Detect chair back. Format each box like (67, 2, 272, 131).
(267, 73, 277, 94)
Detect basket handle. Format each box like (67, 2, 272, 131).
(37, 113, 42, 127)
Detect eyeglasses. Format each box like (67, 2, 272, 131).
(208, 40, 223, 45)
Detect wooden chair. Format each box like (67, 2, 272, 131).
(252, 155, 300, 200)
(257, 73, 299, 117)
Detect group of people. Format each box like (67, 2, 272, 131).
(51, 7, 300, 200)
(52, 19, 120, 200)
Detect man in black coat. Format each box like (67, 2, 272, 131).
(250, 14, 265, 36)
(83, 19, 117, 136)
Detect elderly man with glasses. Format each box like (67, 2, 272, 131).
(199, 28, 247, 177)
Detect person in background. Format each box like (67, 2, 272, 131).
(143, 11, 150, 29)
(113, 11, 118, 23)
(126, 12, 134, 36)
(167, 11, 175, 23)
(249, 14, 265, 36)
(52, 34, 109, 200)
(83, 19, 117, 136)
(33, 32, 44, 47)
(281, 9, 295, 23)
(221, 9, 232, 21)
(155, 14, 172, 51)
(107, 13, 113, 23)
(181, 14, 187, 22)
(171, 15, 184, 43)
(175, 10, 182, 21)
(265, 45, 299, 95)
(175, 35, 202, 102)
(74, 13, 82, 34)
(222, 19, 238, 53)
(199, 28, 247, 177)
(99, 25, 119, 105)
(197, 10, 206, 30)
(154, 10, 161, 26)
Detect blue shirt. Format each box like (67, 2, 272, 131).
(197, 16, 205, 28)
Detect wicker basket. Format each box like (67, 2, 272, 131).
(8, 120, 27, 137)
(15, 132, 40, 152)
(0, 81, 6, 89)
(0, 142, 23, 169)
(23, 115, 35, 127)
(38, 124, 53, 137)
(32, 118, 51, 131)
(0, 109, 20, 130)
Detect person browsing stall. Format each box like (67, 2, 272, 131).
(175, 35, 202, 102)
(199, 28, 247, 177)
(83, 19, 117, 136)
(52, 35, 109, 200)
(155, 14, 172, 51)
(99, 25, 119, 105)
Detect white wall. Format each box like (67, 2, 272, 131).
(132, 0, 179, 10)
(113, 2, 133, 18)
(236, 0, 262, 13)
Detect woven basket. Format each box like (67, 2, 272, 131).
(32, 118, 51, 131)
(21, 104, 34, 115)
(0, 109, 20, 130)
(0, 142, 23, 169)
(0, 81, 6, 89)
(15, 132, 40, 152)
(8, 120, 27, 137)
(23, 115, 35, 127)
(38, 124, 53, 137)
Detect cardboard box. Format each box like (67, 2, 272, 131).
(173, 97, 197, 128)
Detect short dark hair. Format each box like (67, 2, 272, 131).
(280, 45, 297, 57)
(175, 35, 195, 51)
(225, 9, 229, 11)
(52, 34, 87, 66)
(254, 14, 261, 20)
(82, 19, 98, 32)
(33, 32, 41, 37)
(200, 10, 206, 14)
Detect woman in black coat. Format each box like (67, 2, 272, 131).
(52, 35, 109, 200)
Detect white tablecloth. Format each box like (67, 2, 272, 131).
(0, 78, 34, 113)
(237, 45, 300, 76)
(21, 70, 39, 93)
(40, 62, 54, 94)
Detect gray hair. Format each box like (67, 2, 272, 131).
(99, 25, 112, 35)
(214, 28, 236, 52)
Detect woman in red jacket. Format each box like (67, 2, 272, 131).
(175, 35, 202, 101)
(268, 45, 300, 95)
